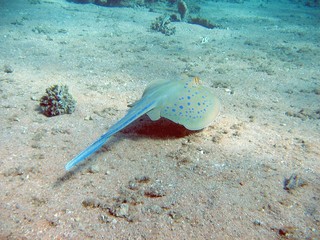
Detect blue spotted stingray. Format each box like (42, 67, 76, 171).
(65, 77, 221, 171)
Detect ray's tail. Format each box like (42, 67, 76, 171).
(65, 99, 157, 171)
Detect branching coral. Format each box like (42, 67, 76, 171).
(151, 15, 176, 36)
(40, 85, 76, 117)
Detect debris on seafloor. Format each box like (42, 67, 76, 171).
(81, 176, 172, 223)
(284, 173, 307, 192)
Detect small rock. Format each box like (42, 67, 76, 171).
(4, 166, 24, 177)
(168, 210, 183, 221)
(145, 184, 166, 198)
(285, 111, 294, 117)
(46, 217, 59, 227)
(284, 174, 307, 192)
(31, 196, 48, 207)
(253, 219, 262, 226)
(3, 65, 14, 73)
(177, 156, 192, 166)
(313, 88, 320, 95)
(82, 198, 100, 208)
(127, 180, 139, 190)
(84, 115, 93, 121)
(88, 165, 99, 173)
(278, 226, 297, 237)
(248, 115, 255, 122)
(212, 134, 223, 143)
(145, 205, 163, 214)
(98, 214, 112, 223)
(110, 203, 129, 218)
(134, 175, 151, 183)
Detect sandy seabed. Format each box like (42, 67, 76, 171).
(0, 0, 319, 239)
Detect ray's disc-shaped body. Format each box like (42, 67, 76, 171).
(65, 77, 221, 171)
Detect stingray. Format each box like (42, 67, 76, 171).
(65, 77, 221, 171)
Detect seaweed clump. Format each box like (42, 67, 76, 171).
(151, 15, 176, 36)
(40, 85, 76, 117)
(189, 17, 221, 29)
(177, 0, 188, 20)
